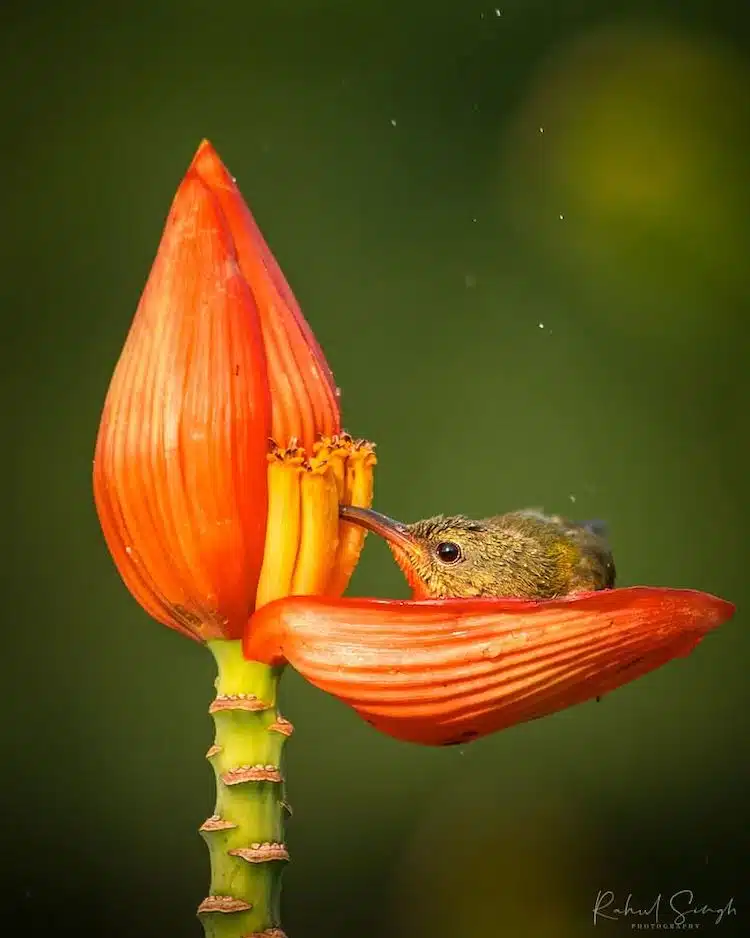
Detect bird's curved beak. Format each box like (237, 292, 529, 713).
(338, 506, 417, 553)
(343, 500, 427, 551)
(339, 506, 431, 597)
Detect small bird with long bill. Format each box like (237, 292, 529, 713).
(339, 506, 616, 600)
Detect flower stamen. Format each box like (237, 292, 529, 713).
(254, 436, 376, 609)
(327, 439, 377, 595)
(255, 446, 304, 608)
(290, 453, 340, 595)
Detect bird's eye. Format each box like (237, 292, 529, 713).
(435, 541, 462, 564)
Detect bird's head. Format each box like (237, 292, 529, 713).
(341, 507, 540, 598)
(340, 506, 616, 599)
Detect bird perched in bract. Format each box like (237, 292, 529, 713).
(246, 504, 733, 747)
(339, 506, 615, 600)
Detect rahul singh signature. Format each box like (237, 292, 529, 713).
(593, 890, 737, 927)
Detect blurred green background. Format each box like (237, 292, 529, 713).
(3, 1, 748, 935)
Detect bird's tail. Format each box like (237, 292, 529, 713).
(578, 519, 609, 540)
(545, 513, 609, 542)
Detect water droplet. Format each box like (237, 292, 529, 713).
(559, 213, 564, 220)
(538, 322, 545, 329)
(495, 7, 503, 15)
(390, 118, 397, 127)
(335, 386, 342, 399)
(569, 494, 577, 503)
(539, 126, 544, 134)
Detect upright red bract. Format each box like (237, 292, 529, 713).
(93, 141, 370, 642)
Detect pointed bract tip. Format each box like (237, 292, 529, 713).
(184, 137, 341, 451)
(189, 137, 223, 169)
(189, 139, 236, 196)
(192, 138, 219, 164)
(699, 593, 735, 629)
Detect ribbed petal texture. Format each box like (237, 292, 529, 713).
(190, 141, 340, 452)
(94, 161, 271, 640)
(94, 141, 362, 641)
(244, 588, 734, 744)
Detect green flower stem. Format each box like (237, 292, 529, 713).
(198, 639, 291, 938)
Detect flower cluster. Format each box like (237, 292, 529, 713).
(94, 140, 734, 745)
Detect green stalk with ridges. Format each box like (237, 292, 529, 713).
(199, 639, 292, 938)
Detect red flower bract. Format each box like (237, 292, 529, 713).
(93, 141, 363, 642)
(243, 587, 734, 745)
(94, 163, 270, 640)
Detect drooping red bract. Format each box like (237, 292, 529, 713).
(243, 587, 734, 745)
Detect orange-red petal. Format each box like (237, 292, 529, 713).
(243, 588, 734, 745)
(93, 168, 270, 641)
(190, 141, 340, 452)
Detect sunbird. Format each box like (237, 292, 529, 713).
(339, 506, 615, 600)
